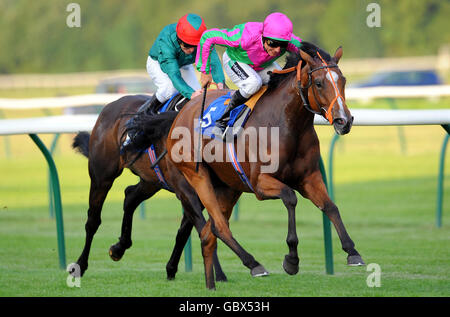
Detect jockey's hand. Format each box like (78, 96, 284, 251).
(200, 73, 212, 88)
(190, 89, 203, 99)
(216, 82, 225, 89)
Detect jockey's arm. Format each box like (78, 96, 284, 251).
(196, 25, 243, 76)
(158, 39, 195, 99)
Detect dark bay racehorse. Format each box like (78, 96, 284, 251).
(128, 42, 364, 290)
(71, 94, 227, 282)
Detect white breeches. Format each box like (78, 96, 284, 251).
(222, 51, 281, 98)
(146, 56, 201, 102)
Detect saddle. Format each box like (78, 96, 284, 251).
(155, 93, 188, 114)
(200, 86, 267, 140)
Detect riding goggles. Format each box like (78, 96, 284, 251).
(264, 38, 289, 49)
(177, 37, 197, 49)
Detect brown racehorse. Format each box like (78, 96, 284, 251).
(71, 94, 227, 282)
(128, 42, 364, 290)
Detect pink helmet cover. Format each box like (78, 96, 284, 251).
(262, 12, 293, 41)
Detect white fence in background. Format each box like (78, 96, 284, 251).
(0, 85, 450, 111)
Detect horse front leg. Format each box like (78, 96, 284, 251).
(165, 198, 228, 282)
(109, 180, 159, 261)
(255, 174, 299, 275)
(165, 211, 194, 280)
(300, 170, 365, 266)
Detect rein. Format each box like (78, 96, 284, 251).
(272, 52, 340, 124)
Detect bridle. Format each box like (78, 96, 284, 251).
(272, 52, 343, 124)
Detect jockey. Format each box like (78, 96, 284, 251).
(139, 13, 225, 115)
(196, 12, 302, 130)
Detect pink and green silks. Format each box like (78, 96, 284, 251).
(196, 22, 302, 74)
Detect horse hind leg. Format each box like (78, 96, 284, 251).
(109, 180, 159, 261)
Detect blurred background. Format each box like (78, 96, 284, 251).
(0, 0, 449, 96)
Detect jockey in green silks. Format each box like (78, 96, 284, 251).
(140, 13, 225, 114)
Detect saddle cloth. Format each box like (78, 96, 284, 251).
(200, 86, 267, 139)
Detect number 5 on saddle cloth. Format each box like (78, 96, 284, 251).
(199, 86, 267, 140)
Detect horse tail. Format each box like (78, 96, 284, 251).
(72, 131, 90, 158)
(125, 111, 178, 153)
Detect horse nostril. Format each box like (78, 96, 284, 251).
(334, 118, 346, 126)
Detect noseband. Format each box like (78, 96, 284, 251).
(272, 52, 340, 124)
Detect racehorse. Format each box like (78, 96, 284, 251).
(71, 94, 227, 282)
(127, 42, 364, 290)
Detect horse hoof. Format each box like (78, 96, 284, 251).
(347, 255, 365, 266)
(166, 265, 177, 281)
(283, 255, 299, 275)
(76, 261, 87, 277)
(216, 274, 228, 282)
(109, 244, 125, 262)
(251, 265, 269, 277)
(166, 275, 175, 281)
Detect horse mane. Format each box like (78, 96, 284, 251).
(267, 41, 332, 92)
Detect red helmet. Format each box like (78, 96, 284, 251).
(176, 13, 207, 46)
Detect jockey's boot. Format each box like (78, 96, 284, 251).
(138, 94, 163, 115)
(215, 90, 248, 131)
(121, 95, 162, 152)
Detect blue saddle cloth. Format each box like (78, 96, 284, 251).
(199, 92, 248, 138)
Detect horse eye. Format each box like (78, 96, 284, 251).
(315, 80, 322, 88)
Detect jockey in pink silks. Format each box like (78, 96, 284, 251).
(196, 12, 302, 130)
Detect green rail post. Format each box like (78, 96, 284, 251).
(29, 134, 66, 269)
(48, 133, 60, 219)
(386, 98, 407, 154)
(139, 202, 146, 219)
(182, 208, 192, 272)
(233, 200, 239, 221)
(319, 156, 334, 275)
(436, 124, 450, 228)
(184, 235, 192, 272)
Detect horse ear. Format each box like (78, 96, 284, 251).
(300, 49, 315, 66)
(333, 46, 343, 64)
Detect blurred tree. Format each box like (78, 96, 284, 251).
(0, 0, 448, 73)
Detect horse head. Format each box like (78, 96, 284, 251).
(299, 46, 353, 135)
